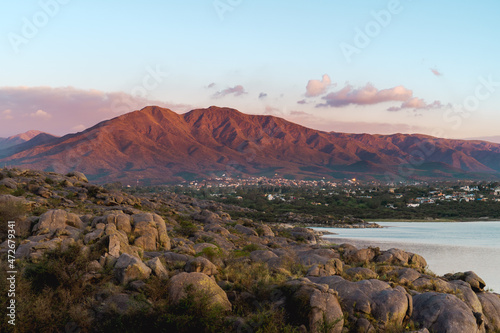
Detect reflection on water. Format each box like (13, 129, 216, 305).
(315, 222, 500, 292)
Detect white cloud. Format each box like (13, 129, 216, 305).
(306, 74, 332, 97)
(30, 109, 52, 119)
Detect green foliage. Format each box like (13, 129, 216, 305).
(0, 199, 26, 241)
(174, 218, 199, 237)
(195, 246, 223, 262)
(11, 187, 26, 196)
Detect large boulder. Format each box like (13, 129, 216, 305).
(105, 223, 140, 258)
(283, 280, 344, 333)
(233, 224, 258, 236)
(184, 257, 218, 276)
(146, 257, 169, 279)
(344, 248, 376, 263)
(33, 209, 83, 234)
(66, 171, 88, 183)
(411, 292, 482, 333)
(477, 292, 500, 332)
(445, 271, 486, 292)
(375, 248, 427, 269)
(412, 277, 483, 314)
(310, 275, 411, 330)
(131, 213, 171, 251)
(114, 253, 151, 285)
(93, 212, 132, 234)
(167, 272, 231, 311)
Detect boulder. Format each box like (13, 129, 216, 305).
(66, 171, 88, 183)
(376, 248, 427, 269)
(184, 257, 218, 276)
(193, 242, 219, 254)
(234, 224, 258, 236)
(412, 292, 482, 333)
(114, 253, 151, 285)
(146, 257, 169, 279)
(0, 178, 17, 189)
(412, 277, 483, 314)
(310, 275, 411, 330)
(387, 268, 422, 284)
(204, 224, 230, 236)
(445, 271, 486, 292)
(250, 250, 278, 263)
(104, 223, 140, 258)
(306, 259, 343, 277)
(167, 272, 231, 311)
(283, 280, 344, 333)
(344, 248, 376, 263)
(344, 267, 378, 280)
(258, 224, 275, 237)
(33, 209, 83, 234)
(93, 212, 132, 234)
(290, 227, 317, 244)
(131, 213, 171, 251)
(477, 292, 500, 332)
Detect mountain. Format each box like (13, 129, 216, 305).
(1, 106, 500, 184)
(0, 130, 53, 150)
(467, 136, 500, 144)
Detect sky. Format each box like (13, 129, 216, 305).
(0, 1, 499, 139)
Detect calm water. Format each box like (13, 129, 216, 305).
(314, 222, 500, 292)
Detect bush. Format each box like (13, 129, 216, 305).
(174, 217, 199, 237)
(0, 200, 27, 241)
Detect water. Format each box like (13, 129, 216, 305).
(314, 222, 500, 292)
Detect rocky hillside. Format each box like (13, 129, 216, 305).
(0, 168, 499, 332)
(2, 106, 500, 183)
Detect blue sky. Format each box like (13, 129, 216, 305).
(0, 0, 499, 139)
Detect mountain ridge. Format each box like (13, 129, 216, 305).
(1, 106, 499, 184)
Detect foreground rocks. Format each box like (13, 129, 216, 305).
(0, 168, 498, 332)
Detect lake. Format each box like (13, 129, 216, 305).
(314, 221, 500, 292)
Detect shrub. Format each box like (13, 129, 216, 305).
(0, 200, 27, 241)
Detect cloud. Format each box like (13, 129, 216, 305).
(306, 74, 332, 97)
(71, 124, 87, 132)
(0, 86, 192, 136)
(297, 99, 307, 105)
(212, 85, 247, 98)
(430, 68, 442, 76)
(289, 111, 311, 116)
(258, 92, 268, 99)
(30, 109, 52, 119)
(317, 83, 446, 112)
(207, 82, 216, 89)
(318, 83, 413, 108)
(2, 109, 13, 120)
(387, 98, 446, 112)
(264, 106, 283, 115)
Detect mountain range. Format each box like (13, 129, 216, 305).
(1, 106, 500, 184)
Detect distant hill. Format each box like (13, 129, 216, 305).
(0, 130, 53, 150)
(467, 136, 500, 144)
(1, 106, 500, 184)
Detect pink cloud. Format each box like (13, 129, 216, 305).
(430, 68, 442, 76)
(318, 83, 413, 107)
(0, 86, 192, 136)
(387, 98, 446, 112)
(305, 74, 332, 97)
(212, 85, 247, 98)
